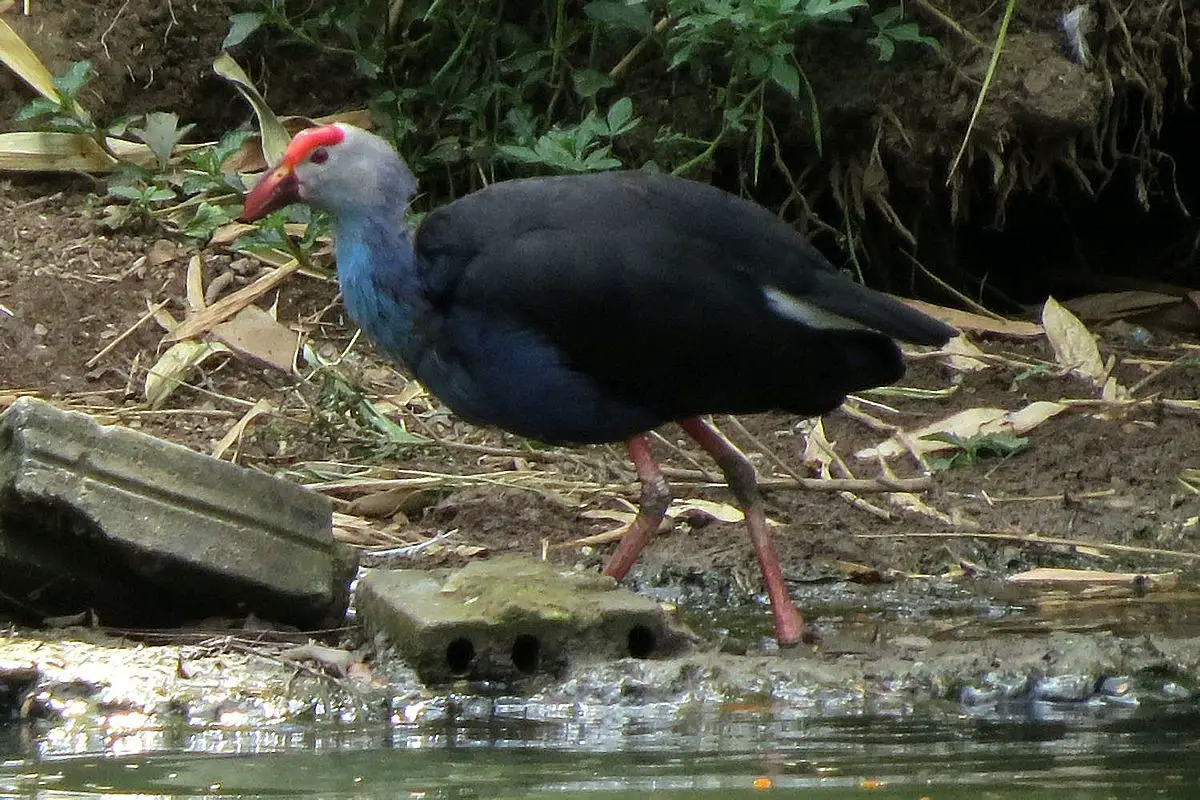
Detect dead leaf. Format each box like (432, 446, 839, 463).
(0, 17, 85, 112)
(211, 398, 274, 460)
(1064, 291, 1180, 322)
(898, 298, 1042, 337)
(185, 255, 206, 313)
(1042, 296, 1121, 396)
(210, 304, 298, 373)
(856, 401, 1067, 459)
(144, 339, 230, 409)
(940, 334, 990, 372)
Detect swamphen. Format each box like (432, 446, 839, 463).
(240, 123, 956, 646)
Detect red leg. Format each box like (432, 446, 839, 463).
(679, 417, 806, 647)
(603, 435, 671, 581)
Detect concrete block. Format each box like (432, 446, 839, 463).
(0, 397, 356, 627)
(357, 556, 692, 685)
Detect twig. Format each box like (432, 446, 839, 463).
(609, 16, 673, 79)
(166, 260, 301, 342)
(912, 0, 989, 49)
(900, 250, 1006, 320)
(856, 530, 1200, 562)
(1128, 352, 1196, 397)
(85, 299, 170, 368)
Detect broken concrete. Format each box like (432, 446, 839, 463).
(0, 397, 356, 627)
(356, 556, 693, 685)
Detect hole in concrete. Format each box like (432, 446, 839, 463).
(627, 625, 656, 658)
(445, 637, 475, 675)
(511, 634, 540, 674)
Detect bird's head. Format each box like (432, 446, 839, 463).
(239, 123, 416, 222)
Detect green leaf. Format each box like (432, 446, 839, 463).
(13, 97, 59, 122)
(147, 187, 177, 203)
(605, 96, 636, 134)
(497, 144, 543, 164)
(52, 60, 93, 102)
(222, 13, 263, 50)
(183, 202, 233, 240)
(106, 184, 145, 201)
(354, 53, 382, 79)
(770, 57, 800, 98)
(583, 0, 652, 33)
(572, 68, 615, 99)
(130, 111, 194, 170)
(212, 52, 289, 166)
(868, 34, 896, 62)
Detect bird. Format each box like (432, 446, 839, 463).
(240, 123, 957, 647)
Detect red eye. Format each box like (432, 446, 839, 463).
(309, 148, 329, 164)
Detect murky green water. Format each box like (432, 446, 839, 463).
(3, 708, 1198, 798)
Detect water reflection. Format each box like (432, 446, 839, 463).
(2, 706, 1199, 798)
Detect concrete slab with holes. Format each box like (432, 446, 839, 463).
(356, 556, 693, 685)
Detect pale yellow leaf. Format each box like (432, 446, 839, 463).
(856, 401, 1068, 459)
(144, 339, 230, 409)
(1042, 296, 1109, 388)
(211, 398, 275, 460)
(898, 297, 1042, 337)
(940, 334, 989, 372)
(1008, 567, 1177, 590)
(185, 255, 206, 312)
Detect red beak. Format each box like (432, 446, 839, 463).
(239, 164, 300, 222)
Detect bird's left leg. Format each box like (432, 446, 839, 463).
(679, 417, 806, 647)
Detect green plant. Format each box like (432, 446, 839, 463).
(867, 6, 940, 62)
(924, 432, 1030, 471)
(498, 97, 639, 172)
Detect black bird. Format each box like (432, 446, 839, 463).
(241, 124, 956, 645)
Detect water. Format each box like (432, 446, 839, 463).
(3, 708, 1198, 798)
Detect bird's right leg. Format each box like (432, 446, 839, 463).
(602, 434, 671, 581)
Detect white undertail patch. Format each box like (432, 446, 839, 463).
(763, 287, 870, 332)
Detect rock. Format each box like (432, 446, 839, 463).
(0, 397, 356, 627)
(357, 556, 693, 685)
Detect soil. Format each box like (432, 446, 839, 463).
(2, 1, 1200, 649)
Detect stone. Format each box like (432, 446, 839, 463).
(0, 397, 355, 627)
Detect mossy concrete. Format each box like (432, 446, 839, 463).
(357, 556, 694, 685)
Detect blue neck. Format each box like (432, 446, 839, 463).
(332, 210, 425, 366)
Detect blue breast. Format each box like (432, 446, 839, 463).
(333, 215, 660, 445)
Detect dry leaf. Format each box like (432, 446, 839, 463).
(940, 334, 990, 372)
(898, 298, 1042, 337)
(185, 254, 206, 313)
(0, 17, 84, 111)
(210, 304, 298, 373)
(211, 398, 274, 460)
(144, 339, 230, 409)
(166, 260, 301, 342)
(1064, 291, 1180, 322)
(1041, 296, 1116, 394)
(856, 401, 1067, 459)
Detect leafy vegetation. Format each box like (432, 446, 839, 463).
(223, 0, 938, 195)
